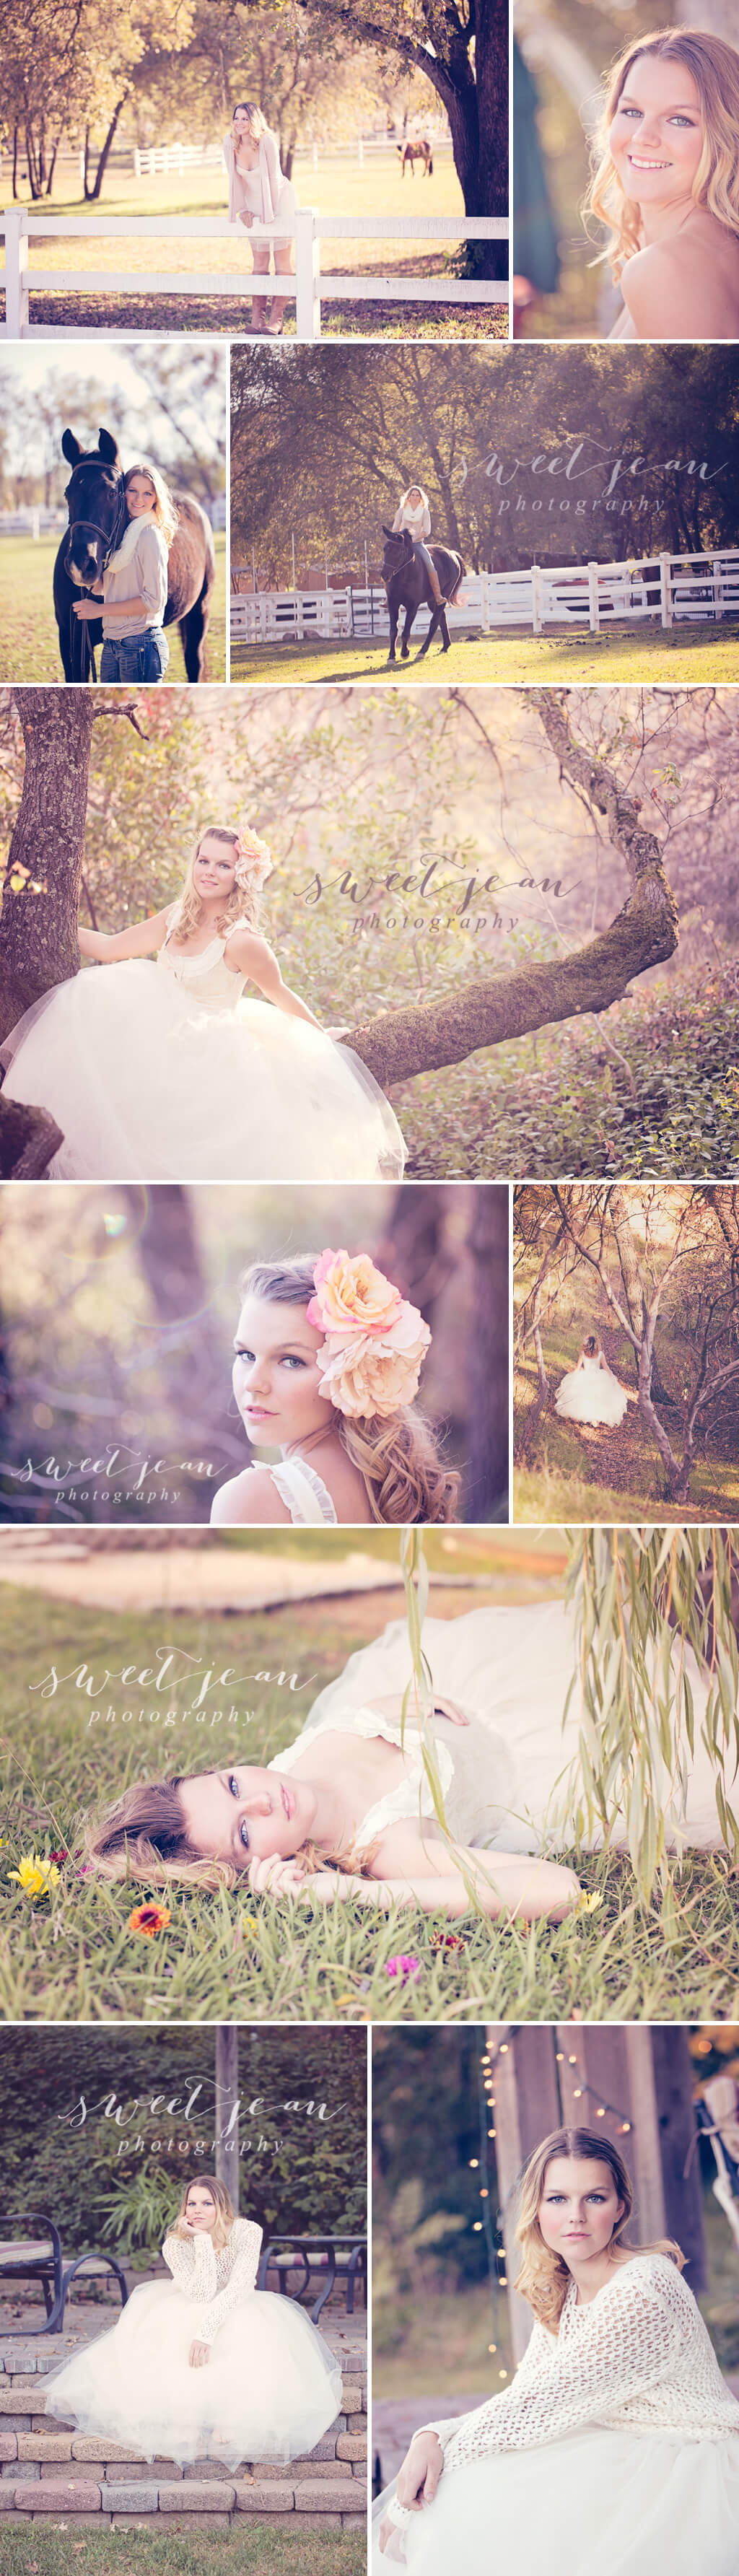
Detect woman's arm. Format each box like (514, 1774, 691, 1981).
(198, 2221, 263, 2345)
(248, 1842, 581, 1921)
(225, 927, 322, 1026)
(79, 908, 170, 963)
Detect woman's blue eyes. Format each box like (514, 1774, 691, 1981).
(228, 1774, 250, 1851)
(234, 1348, 307, 1369)
(619, 106, 695, 126)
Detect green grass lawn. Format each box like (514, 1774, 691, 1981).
(2, 1579, 738, 2026)
(229, 624, 739, 686)
(0, 154, 507, 339)
(0, 2528, 362, 2575)
(0, 533, 227, 684)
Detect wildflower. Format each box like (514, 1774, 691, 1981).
(9, 1853, 61, 1900)
(575, 1891, 604, 1916)
(50, 1848, 69, 1868)
(385, 1953, 421, 1983)
(241, 1913, 259, 1936)
(127, 1903, 171, 1939)
(429, 1929, 467, 1955)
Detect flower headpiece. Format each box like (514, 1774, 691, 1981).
(233, 826, 272, 893)
(306, 1249, 432, 1420)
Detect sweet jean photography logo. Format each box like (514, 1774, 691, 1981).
(299, 860, 577, 943)
(1, 1441, 222, 1512)
(56, 2081, 345, 2160)
(27, 1645, 316, 1729)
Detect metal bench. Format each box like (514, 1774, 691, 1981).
(258, 2234, 367, 2323)
(0, 2213, 128, 2334)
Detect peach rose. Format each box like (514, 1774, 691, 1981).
(235, 826, 272, 892)
(318, 1309, 432, 1420)
(307, 1249, 403, 1340)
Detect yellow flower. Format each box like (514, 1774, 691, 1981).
(575, 1891, 604, 1916)
(241, 1914, 260, 1936)
(9, 1853, 61, 1900)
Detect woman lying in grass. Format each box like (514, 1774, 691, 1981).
(84, 1599, 728, 1924)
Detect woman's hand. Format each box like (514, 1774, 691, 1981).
(247, 1854, 311, 1898)
(188, 2339, 210, 2368)
(432, 1698, 470, 1729)
(238, 209, 254, 227)
(397, 2428, 445, 2512)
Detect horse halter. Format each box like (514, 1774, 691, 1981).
(66, 467, 128, 576)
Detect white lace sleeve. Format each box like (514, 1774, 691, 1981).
(162, 2230, 217, 2301)
(199, 2219, 263, 2346)
(388, 2266, 688, 2526)
(443, 2269, 683, 2468)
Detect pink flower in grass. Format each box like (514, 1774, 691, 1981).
(385, 1954, 421, 1983)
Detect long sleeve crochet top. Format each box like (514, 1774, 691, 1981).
(388, 2256, 739, 2525)
(162, 2216, 263, 2345)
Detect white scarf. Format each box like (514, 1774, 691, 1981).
(107, 510, 160, 573)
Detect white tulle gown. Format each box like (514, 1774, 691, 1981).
(0, 931, 406, 1182)
(43, 2219, 343, 2469)
(556, 1351, 629, 1427)
(374, 2258, 739, 2576)
(270, 1601, 731, 1857)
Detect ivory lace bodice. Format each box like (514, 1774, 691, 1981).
(157, 927, 247, 1016)
(162, 2216, 262, 2344)
(388, 2257, 739, 2525)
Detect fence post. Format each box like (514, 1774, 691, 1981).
(587, 562, 600, 633)
(4, 209, 29, 338)
(660, 553, 673, 628)
(294, 207, 320, 342)
(531, 562, 542, 634)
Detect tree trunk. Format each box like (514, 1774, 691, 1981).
(608, 1187, 675, 1409)
(85, 99, 126, 201)
(126, 1186, 237, 1462)
(465, 1184, 509, 1516)
(12, 127, 19, 200)
(471, 0, 509, 280)
(0, 691, 95, 1042)
(215, 2025, 240, 2212)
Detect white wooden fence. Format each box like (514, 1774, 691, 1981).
(229, 549, 739, 643)
(1, 206, 509, 339)
(0, 506, 66, 538)
(134, 136, 452, 175)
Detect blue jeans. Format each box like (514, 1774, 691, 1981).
(100, 627, 170, 683)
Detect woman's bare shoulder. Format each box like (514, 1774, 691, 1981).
(210, 1468, 292, 1527)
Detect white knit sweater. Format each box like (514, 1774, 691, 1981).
(388, 2256, 739, 2525)
(162, 2216, 262, 2345)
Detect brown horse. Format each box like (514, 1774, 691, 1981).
(53, 427, 217, 684)
(397, 140, 434, 177)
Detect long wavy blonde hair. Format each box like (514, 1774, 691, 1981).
(240, 1257, 458, 1526)
(513, 2127, 685, 2336)
(82, 1768, 375, 1891)
(585, 27, 739, 281)
(175, 824, 261, 944)
(170, 2173, 235, 2248)
(122, 459, 178, 550)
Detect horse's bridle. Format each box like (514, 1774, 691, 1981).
(66, 468, 127, 682)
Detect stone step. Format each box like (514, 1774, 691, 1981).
(0, 2470, 365, 2525)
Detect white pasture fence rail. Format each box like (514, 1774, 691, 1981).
(0, 506, 66, 538)
(1, 206, 509, 339)
(134, 142, 228, 176)
(229, 550, 739, 643)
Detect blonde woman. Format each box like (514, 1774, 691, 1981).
(211, 1249, 458, 1527)
(377, 2127, 739, 2575)
(585, 27, 739, 341)
(224, 101, 298, 336)
(43, 2173, 341, 2468)
(392, 484, 443, 606)
(72, 460, 176, 681)
(83, 1586, 727, 1916)
(0, 826, 406, 1181)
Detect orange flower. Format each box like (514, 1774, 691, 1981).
(128, 1902, 171, 1939)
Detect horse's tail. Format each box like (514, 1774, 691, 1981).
(445, 552, 467, 603)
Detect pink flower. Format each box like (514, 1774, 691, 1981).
(307, 1250, 432, 1420)
(234, 826, 272, 893)
(386, 1954, 421, 1982)
(307, 1250, 403, 1339)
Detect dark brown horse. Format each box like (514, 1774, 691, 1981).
(53, 428, 216, 684)
(397, 140, 434, 176)
(381, 525, 465, 661)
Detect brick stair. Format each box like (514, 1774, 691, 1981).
(0, 2337, 367, 2528)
